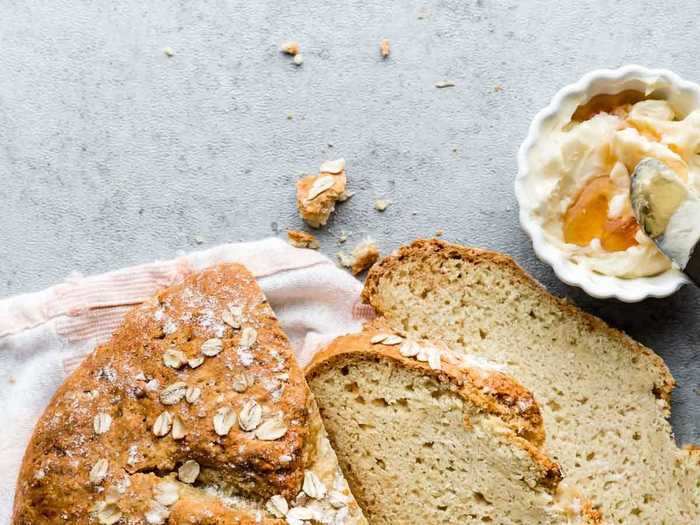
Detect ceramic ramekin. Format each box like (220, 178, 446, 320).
(515, 65, 696, 302)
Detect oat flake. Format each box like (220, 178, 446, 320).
(145, 500, 170, 524)
(154, 480, 180, 506)
(163, 348, 187, 369)
(399, 340, 420, 357)
(239, 399, 263, 431)
(240, 326, 257, 349)
(188, 356, 205, 369)
(266, 494, 289, 518)
(256, 416, 287, 441)
(213, 406, 237, 436)
(319, 158, 345, 174)
(171, 415, 187, 440)
(201, 338, 223, 357)
(306, 176, 335, 201)
(232, 372, 254, 393)
(89, 459, 109, 484)
(160, 382, 187, 405)
(153, 411, 172, 437)
(97, 503, 121, 524)
(178, 460, 200, 484)
(302, 470, 326, 499)
(93, 412, 112, 435)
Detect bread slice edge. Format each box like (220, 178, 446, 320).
(363, 239, 675, 405)
(306, 322, 604, 524)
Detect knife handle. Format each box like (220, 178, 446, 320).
(684, 242, 700, 286)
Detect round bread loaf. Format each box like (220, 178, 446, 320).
(12, 264, 366, 525)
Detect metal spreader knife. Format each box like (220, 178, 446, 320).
(630, 157, 700, 285)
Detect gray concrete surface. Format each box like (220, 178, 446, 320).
(1, 1, 697, 441)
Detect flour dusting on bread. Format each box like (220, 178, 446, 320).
(12, 264, 366, 524)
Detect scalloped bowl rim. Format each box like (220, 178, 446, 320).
(515, 65, 693, 302)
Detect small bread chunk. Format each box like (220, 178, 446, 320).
(287, 229, 320, 249)
(363, 239, 700, 524)
(296, 159, 347, 228)
(373, 199, 390, 211)
(12, 264, 366, 525)
(379, 39, 390, 58)
(306, 323, 601, 524)
(279, 40, 300, 56)
(338, 238, 380, 275)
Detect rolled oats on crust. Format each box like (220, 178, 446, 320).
(11, 264, 367, 524)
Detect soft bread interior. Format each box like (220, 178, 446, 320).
(363, 240, 700, 524)
(307, 348, 591, 525)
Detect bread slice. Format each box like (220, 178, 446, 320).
(306, 322, 602, 524)
(13, 264, 366, 525)
(363, 239, 700, 524)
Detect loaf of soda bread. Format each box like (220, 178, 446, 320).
(13, 264, 366, 525)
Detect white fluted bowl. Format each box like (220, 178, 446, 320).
(515, 65, 694, 302)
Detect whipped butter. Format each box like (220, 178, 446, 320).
(526, 97, 700, 278)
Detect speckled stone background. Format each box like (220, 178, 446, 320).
(1, 1, 697, 441)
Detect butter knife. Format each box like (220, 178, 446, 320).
(630, 157, 700, 285)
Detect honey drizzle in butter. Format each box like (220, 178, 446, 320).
(562, 91, 655, 252)
(571, 90, 647, 122)
(563, 176, 639, 252)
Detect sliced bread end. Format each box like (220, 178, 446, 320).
(307, 323, 602, 524)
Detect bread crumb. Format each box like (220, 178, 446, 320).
(296, 159, 348, 228)
(435, 229, 444, 237)
(338, 238, 380, 275)
(337, 251, 354, 268)
(380, 39, 390, 58)
(374, 199, 391, 212)
(194, 236, 206, 245)
(163, 47, 175, 57)
(287, 230, 320, 249)
(293, 54, 304, 66)
(338, 231, 349, 244)
(280, 41, 300, 56)
(434, 81, 455, 88)
(494, 84, 503, 92)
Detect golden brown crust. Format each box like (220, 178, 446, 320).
(307, 325, 603, 523)
(582, 502, 604, 524)
(349, 242, 379, 276)
(12, 264, 364, 524)
(305, 321, 563, 489)
(286, 230, 320, 249)
(363, 239, 676, 403)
